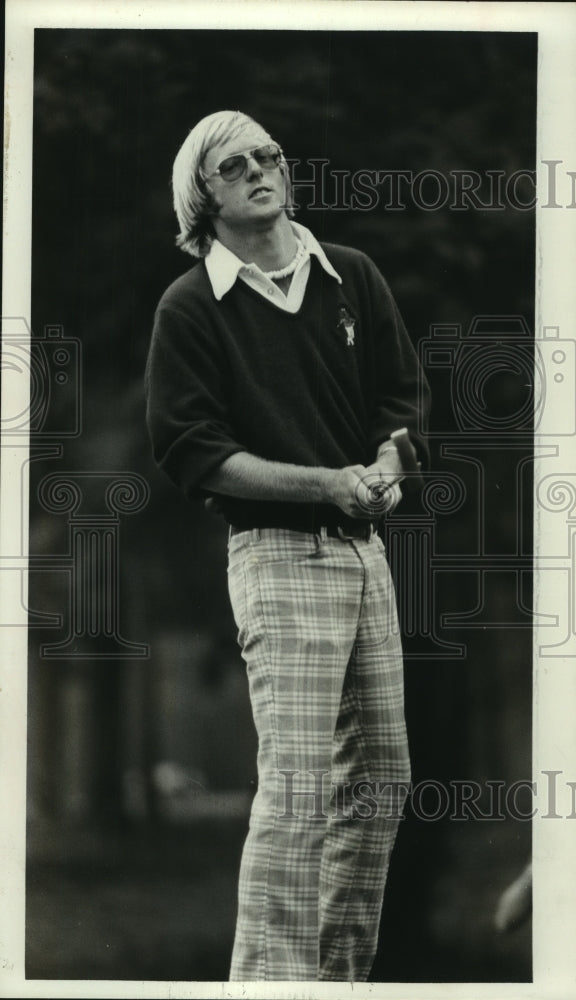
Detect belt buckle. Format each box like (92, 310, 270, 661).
(337, 523, 374, 542)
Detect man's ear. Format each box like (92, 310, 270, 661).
(204, 184, 222, 217)
(198, 171, 222, 217)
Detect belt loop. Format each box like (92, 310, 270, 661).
(254, 527, 261, 542)
(313, 525, 328, 558)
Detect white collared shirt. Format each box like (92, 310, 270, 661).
(204, 222, 342, 313)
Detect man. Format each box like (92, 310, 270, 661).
(145, 109, 431, 982)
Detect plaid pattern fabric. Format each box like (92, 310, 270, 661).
(227, 528, 410, 982)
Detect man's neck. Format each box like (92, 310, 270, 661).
(214, 214, 298, 273)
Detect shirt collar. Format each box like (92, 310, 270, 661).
(204, 221, 342, 300)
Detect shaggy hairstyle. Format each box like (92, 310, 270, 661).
(172, 110, 294, 259)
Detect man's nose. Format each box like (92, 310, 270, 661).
(245, 155, 263, 179)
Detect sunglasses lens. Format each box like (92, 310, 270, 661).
(218, 154, 245, 181)
(254, 145, 281, 169)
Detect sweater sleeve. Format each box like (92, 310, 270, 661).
(362, 255, 431, 470)
(144, 302, 244, 500)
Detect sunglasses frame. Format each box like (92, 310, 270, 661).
(204, 143, 284, 183)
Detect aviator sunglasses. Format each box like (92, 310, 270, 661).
(204, 143, 283, 183)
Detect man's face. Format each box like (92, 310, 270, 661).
(203, 126, 287, 234)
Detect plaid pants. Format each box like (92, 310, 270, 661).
(227, 528, 410, 982)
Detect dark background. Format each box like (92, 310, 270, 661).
(27, 29, 535, 982)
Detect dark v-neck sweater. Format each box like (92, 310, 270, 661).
(145, 242, 430, 529)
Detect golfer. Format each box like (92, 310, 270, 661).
(145, 109, 431, 982)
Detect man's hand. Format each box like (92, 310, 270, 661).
(366, 429, 422, 514)
(327, 465, 394, 520)
(360, 462, 403, 516)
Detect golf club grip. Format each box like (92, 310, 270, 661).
(390, 427, 424, 489)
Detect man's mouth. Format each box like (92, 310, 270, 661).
(249, 186, 273, 199)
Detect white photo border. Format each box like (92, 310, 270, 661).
(2, 2, 576, 998)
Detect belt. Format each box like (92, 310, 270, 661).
(230, 521, 376, 541)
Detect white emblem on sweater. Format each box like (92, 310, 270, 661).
(337, 306, 356, 346)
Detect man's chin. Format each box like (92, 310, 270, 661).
(237, 204, 286, 228)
